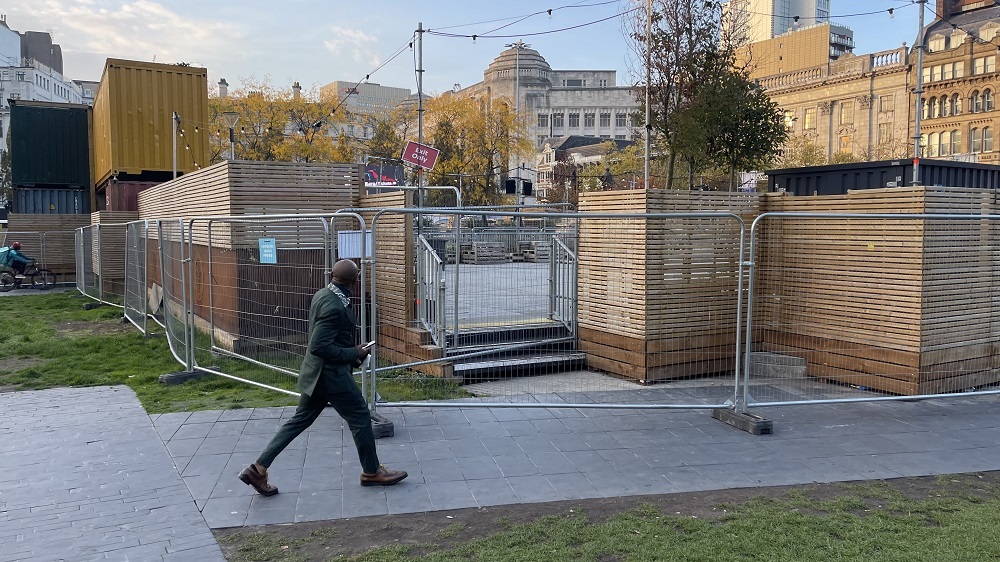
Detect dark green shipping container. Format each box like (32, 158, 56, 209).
(10, 100, 91, 189)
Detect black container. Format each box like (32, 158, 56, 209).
(10, 100, 91, 189)
(13, 188, 90, 214)
(766, 159, 1000, 196)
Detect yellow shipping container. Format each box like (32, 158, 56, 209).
(93, 59, 209, 186)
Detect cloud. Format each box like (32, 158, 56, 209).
(6, 0, 243, 71)
(323, 26, 381, 67)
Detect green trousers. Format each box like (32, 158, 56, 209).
(257, 373, 379, 473)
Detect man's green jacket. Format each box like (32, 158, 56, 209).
(299, 284, 362, 397)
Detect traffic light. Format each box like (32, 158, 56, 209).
(522, 181, 533, 196)
(504, 179, 517, 194)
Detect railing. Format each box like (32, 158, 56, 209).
(550, 237, 577, 338)
(416, 234, 447, 348)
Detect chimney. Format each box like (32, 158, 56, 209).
(218, 78, 229, 98)
(936, 0, 948, 20)
(292, 81, 301, 100)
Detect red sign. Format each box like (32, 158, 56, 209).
(401, 141, 440, 171)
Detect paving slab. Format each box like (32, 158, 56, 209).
(155, 388, 1000, 529)
(0, 386, 224, 562)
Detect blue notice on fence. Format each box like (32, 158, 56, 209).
(258, 238, 277, 264)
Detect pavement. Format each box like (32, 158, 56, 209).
(5, 384, 1000, 561)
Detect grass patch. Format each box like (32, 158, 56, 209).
(337, 480, 1000, 562)
(0, 292, 469, 413)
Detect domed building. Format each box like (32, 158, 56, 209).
(457, 45, 639, 199)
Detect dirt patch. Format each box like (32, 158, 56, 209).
(214, 472, 1000, 561)
(54, 320, 133, 337)
(0, 356, 42, 373)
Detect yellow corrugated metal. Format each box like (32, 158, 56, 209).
(92, 59, 210, 186)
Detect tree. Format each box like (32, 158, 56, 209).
(208, 79, 350, 164)
(779, 136, 827, 168)
(422, 94, 532, 206)
(629, 0, 786, 190)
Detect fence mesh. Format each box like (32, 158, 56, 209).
(745, 213, 1000, 407)
(367, 210, 743, 409)
(124, 221, 148, 334)
(158, 220, 192, 369)
(77, 226, 99, 301)
(183, 215, 367, 394)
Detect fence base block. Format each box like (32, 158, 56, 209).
(82, 302, 103, 310)
(711, 408, 773, 435)
(371, 413, 395, 439)
(159, 370, 209, 385)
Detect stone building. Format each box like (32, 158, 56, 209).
(761, 46, 913, 162)
(456, 45, 639, 184)
(915, 0, 1000, 163)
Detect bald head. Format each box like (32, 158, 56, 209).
(331, 259, 359, 286)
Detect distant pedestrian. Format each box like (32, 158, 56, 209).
(239, 259, 406, 495)
(0, 241, 32, 277)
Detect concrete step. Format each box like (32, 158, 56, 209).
(750, 351, 807, 379)
(454, 351, 587, 379)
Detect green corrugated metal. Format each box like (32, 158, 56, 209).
(10, 100, 91, 189)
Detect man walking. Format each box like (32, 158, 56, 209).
(239, 259, 406, 495)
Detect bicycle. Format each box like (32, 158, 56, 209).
(0, 261, 56, 292)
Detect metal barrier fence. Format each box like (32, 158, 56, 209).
(742, 212, 1000, 410)
(0, 230, 76, 285)
(75, 224, 131, 307)
(75, 208, 1000, 419)
(76, 226, 100, 302)
(124, 221, 161, 334)
(367, 209, 747, 411)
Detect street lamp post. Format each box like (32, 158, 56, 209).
(505, 41, 529, 204)
(222, 111, 240, 161)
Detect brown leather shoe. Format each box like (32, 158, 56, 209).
(360, 465, 408, 487)
(238, 464, 278, 496)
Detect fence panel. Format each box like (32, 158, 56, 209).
(41, 231, 79, 285)
(95, 223, 129, 306)
(158, 219, 192, 370)
(76, 226, 100, 301)
(369, 209, 745, 410)
(744, 212, 1000, 408)
(123, 221, 148, 334)
(182, 214, 366, 395)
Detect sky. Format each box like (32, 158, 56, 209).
(7, 0, 922, 95)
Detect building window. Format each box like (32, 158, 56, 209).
(985, 127, 994, 152)
(940, 95, 950, 117)
(15, 72, 24, 81)
(614, 134, 626, 140)
(599, 79, 607, 87)
(952, 93, 962, 115)
(568, 112, 580, 128)
(972, 127, 983, 152)
(940, 131, 951, 156)
(615, 112, 627, 127)
(930, 97, 939, 118)
(552, 113, 564, 128)
(878, 123, 892, 145)
(600, 135, 610, 138)
(803, 107, 816, 129)
(879, 95, 894, 112)
(839, 102, 854, 125)
(584, 112, 595, 127)
(974, 56, 995, 75)
(564, 79, 583, 87)
(537, 114, 548, 128)
(955, 61, 965, 78)
(928, 35, 946, 51)
(600, 112, 611, 127)
(931, 65, 941, 81)
(952, 129, 962, 154)
(943, 64, 953, 80)
(839, 135, 852, 154)
(922, 67, 931, 82)
(537, 135, 546, 147)
(985, 88, 995, 111)
(973, 90, 983, 113)
(928, 132, 939, 157)
(921, 133, 928, 156)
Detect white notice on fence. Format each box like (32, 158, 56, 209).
(338, 230, 373, 259)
